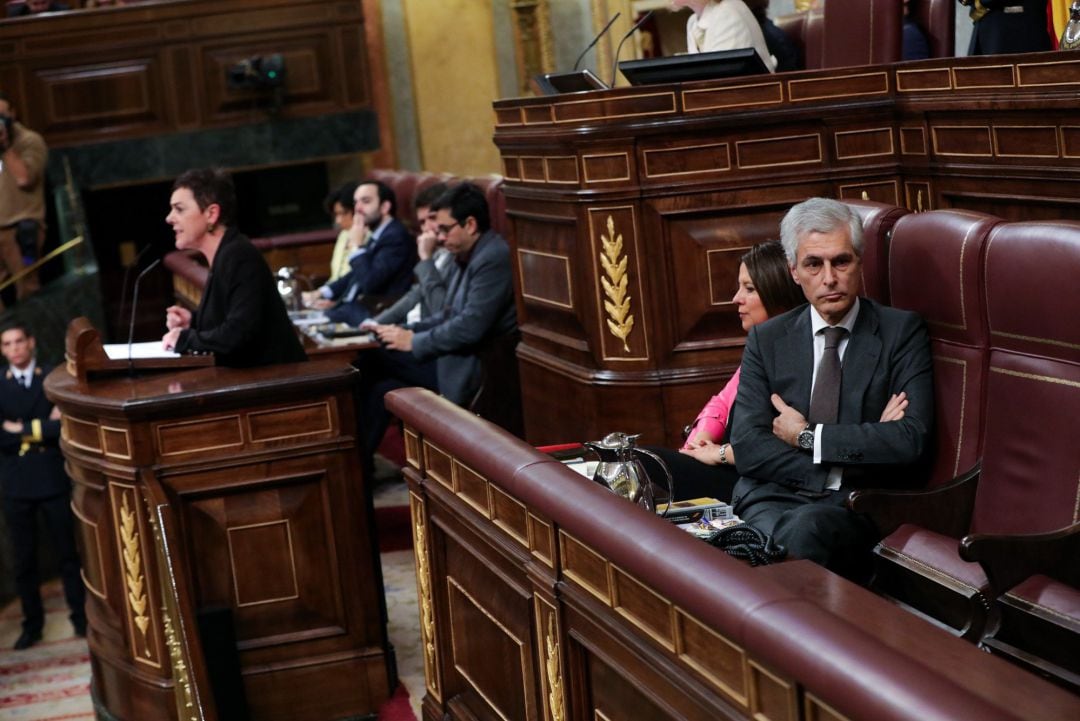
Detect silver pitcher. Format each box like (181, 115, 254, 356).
(584, 432, 674, 515)
(276, 266, 303, 311)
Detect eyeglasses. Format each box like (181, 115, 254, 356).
(435, 221, 460, 236)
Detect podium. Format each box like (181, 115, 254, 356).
(46, 319, 391, 721)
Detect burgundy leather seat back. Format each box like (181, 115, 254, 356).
(842, 200, 911, 305)
(823, 0, 902, 68)
(888, 210, 998, 487)
(972, 222, 1080, 535)
(910, 0, 956, 58)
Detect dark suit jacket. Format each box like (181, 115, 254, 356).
(0, 364, 68, 500)
(731, 299, 933, 494)
(325, 218, 416, 302)
(969, 0, 1053, 55)
(409, 230, 518, 406)
(176, 228, 307, 368)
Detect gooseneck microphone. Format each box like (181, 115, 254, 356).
(573, 12, 621, 71)
(116, 242, 156, 331)
(610, 10, 654, 87)
(127, 257, 162, 373)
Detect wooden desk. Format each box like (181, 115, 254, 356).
(492, 51, 1080, 446)
(294, 320, 379, 366)
(387, 387, 1079, 721)
(48, 351, 391, 721)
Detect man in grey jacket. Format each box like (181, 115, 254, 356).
(358, 183, 518, 476)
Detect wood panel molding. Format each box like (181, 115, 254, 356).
(494, 50, 1080, 446)
(1, 0, 378, 149)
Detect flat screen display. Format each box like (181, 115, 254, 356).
(618, 48, 769, 86)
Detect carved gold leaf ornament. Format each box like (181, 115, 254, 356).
(599, 215, 634, 352)
(414, 515, 438, 687)
(147, 511, 199, 721)
(120, 494, 151, 651)
(545, 613, 564, 721)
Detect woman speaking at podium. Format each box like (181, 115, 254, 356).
(160, 167, 307, 367)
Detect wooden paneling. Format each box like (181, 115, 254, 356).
(494, 51, 1080, 445)
(391, 392, 1080, 721)
(50, 360, 390, 721)
(0, 0, 374, 147)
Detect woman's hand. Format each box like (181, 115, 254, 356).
(879, 392, 908, 422)
(683, 427, 717, 449)
(165, 305, 192, 331)
(162, 327, 182, 351)
(679, 439, 733, 466)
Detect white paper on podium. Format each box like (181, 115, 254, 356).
(103, 342, 181, 361)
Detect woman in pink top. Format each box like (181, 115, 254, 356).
(646, 241, 803, 501)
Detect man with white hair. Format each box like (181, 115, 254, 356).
(729, 197, 934, 579)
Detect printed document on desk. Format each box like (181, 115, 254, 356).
(103, 342, 181, 360)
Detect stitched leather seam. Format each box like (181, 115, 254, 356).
(1004, 592, 1080, 625)
(879, 546, 984, 594)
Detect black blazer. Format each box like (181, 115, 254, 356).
(731, 299, 934, 494)
(0, 364, 68, 500)
(969, 0, 1053, 55)
(176, 228, 307, 368)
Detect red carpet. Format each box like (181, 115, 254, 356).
(377, 682, 417, 721)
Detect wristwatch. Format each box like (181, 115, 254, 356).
(797, 424, 815, 451)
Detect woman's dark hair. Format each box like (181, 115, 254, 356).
(324, 180, 360, 215)
(741, 239, 804, 317)
(173, 167, 237, 228)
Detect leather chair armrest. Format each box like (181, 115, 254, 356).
(847, 463, 980, 537)
(960, 522, 1080, 594)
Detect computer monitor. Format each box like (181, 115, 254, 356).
(531, 69, 609, 96)
(618, 48, 769, 86)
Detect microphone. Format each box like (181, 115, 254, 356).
(116, 242, 156, 330)
(573, 12, 620, 71)
(610, 10, 654, 87)
(127, 257, 162, 372)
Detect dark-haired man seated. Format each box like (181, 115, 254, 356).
(730, 198, 933, 580)
(304, 179, 415, 326)
(356, 182, 517, 478)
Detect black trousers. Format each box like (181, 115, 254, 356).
(640, 446, 739, 504)
(2, 492, 86, 632)
(731, 478, 877, 581)
(355, 346, 438, 479)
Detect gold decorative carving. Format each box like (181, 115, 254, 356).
(120, 494, 151, 653)
(599, 215, 634, 352)
(511, 0, 555, 95)
(545, 613, 565, 721)
(412, 504, 440, 698)
(147, 510, 200, 721)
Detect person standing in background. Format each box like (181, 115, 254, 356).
(0, 92, 47, 307)
(0, 322, 85, 650)
(960, 0, 1053, 55)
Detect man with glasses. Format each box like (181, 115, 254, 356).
(357, 182, 517, 478)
